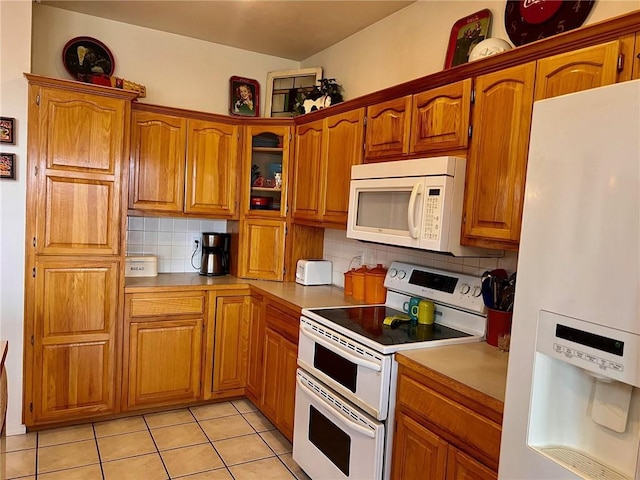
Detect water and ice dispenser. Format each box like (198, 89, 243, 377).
(527, 311, 639, 480)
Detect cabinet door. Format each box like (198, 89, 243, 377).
(243, 125, 291, 217)
(410, 79, 472, 154)
(633, 33, 640, 80)
(392, 410, 448, 480)
(319, 109, 365, 226)
(126, 318, 203, 409)
(246, 294, 265, 401)
(184, 119, 239, 217)
(292, 120, 324, 222)
(446, 446, 497, 480)
(261, 327, 281, 424)
(463, 63, 536, 250)
(279, 336, 298, 442)
(34, 88, 126, 255)
(534, 41, 621, 101)
(129, 110, 186, 213)
(213, 296, 249, 391)
(364, 96, 412, 161)
(31, 258, 119, 423)
(238, 218, 286, 281)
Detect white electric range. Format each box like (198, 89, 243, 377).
(292, 261, 488, 480)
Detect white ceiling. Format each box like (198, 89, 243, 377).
(40, 0, 416, 61)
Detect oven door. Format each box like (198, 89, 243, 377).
(298, 316, 392, 420)
(293, 369, 384, 480)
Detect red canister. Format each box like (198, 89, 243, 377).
(343, 268, 355, 296)
(352, 265, 368, 301)
(364, 264, 388, 304)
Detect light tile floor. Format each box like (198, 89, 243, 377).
(1, 399, 311, 480)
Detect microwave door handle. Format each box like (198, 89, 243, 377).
(296, 375, 376, 438)
(300, 324, 382, 372)
(407, 182, 423, 239)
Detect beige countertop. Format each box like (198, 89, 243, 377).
(397, 342, 509, 403)
(125, 273, 363, 309)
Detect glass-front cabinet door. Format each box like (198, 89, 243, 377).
(242, 124, 292, 217)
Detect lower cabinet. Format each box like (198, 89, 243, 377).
(256, 299, 300, 442)
(123, 291, 207, 410)
(246, 292, 266, 404)
(392, 360, 503, 480)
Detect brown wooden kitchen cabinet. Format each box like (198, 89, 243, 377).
(237, 218, 287, 281)
(364, 96, 412, 161)
(23, 75, 137, 427)
(633, 32, 640, 79)
(391, 359, 502, 480)
(129, 103, 240, 219)
(534, 40, 622, 101)
(241, 123, 292, 218)
(462, 63, 536, 251)
(410, 79, 472, 155)
(246, 292, 266, 404)
(122, 291, 206, 410)
(211, 294, 250, 393)
(292, 109, 365, 227)
(259, 300, 300, 442)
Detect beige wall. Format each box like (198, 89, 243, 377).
(0, 0, 32, 436)
(302, 0, 640, 100)
(31, 4, 299, 114)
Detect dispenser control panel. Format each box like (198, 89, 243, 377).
(536, 310, 639, 387)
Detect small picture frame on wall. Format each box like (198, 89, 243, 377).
(1, 153, 16, 180)
(229, 76, 260, 117)
(0, 117, 15, 144)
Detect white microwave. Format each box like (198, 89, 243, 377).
(346, 157, 501, 257)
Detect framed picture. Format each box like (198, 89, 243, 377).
(62, 36, 115, 81)
(264, 67, 323, 118)
(229, 76, 260, 117)
(0, 117, 15, 144)
(0, 153, 15, 180)
(444, 9, 492, 69)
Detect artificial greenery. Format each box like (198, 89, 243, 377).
(295, 78, 344, 114)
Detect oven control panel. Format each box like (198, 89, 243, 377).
(384, 261, 485, 313)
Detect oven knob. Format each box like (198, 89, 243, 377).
(398, 270, 406, 280)
(460, 283, 471, 295)
(472, 286, 482, 297)
(389, 268, 397, 278)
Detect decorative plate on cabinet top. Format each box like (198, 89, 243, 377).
(62, 36, 115, 79)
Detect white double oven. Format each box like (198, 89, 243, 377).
(292, 262, 488, 480)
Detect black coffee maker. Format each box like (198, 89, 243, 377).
(199, 232, 230, 276)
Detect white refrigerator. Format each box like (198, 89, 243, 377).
(499, 79, 640, 480)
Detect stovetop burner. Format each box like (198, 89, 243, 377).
(310, 305, 472, 346)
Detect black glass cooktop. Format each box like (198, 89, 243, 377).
(307, 306, 471, 346)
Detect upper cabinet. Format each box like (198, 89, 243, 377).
(129, 104, 240, 219)
(364, 96, 412, 160)
(363, 80, 473, 162)
(462, 63, 536, 251)
(410, 79, 472, 154)
(534, 40, 621, 101)
(291, 109, 364, 227)
(241, 124, 292, 218)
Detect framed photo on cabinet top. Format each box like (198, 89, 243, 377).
(444, 9, 492, 69)
(0, 117, 15, 144)
(230, 76, 260, 117)
(265, 67, 323, 118)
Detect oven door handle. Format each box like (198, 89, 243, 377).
(407, 182, 423, 239)
(300, 325, 382, 372)
(296, 375, 376, 438)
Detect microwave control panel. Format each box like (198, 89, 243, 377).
(422, 187, 443, 241)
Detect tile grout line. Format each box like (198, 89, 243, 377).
(91, 422, 106, 480)
(143, 412, 172, 480)
(189, 406, 236, 479)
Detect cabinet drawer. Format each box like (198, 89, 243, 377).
(397, 374, 501, 466)
(128, 292, 206, 317)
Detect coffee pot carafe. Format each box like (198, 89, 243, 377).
(200, 232, 230, 276)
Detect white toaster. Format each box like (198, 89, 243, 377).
(295, 259, 332, 286)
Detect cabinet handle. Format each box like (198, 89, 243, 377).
(617, 53, 625, 72)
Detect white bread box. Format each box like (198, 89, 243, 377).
(125, 255, 158, 277)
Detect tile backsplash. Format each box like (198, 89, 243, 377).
(126, 216, 227, 273)
(323, 228, 518, 287)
